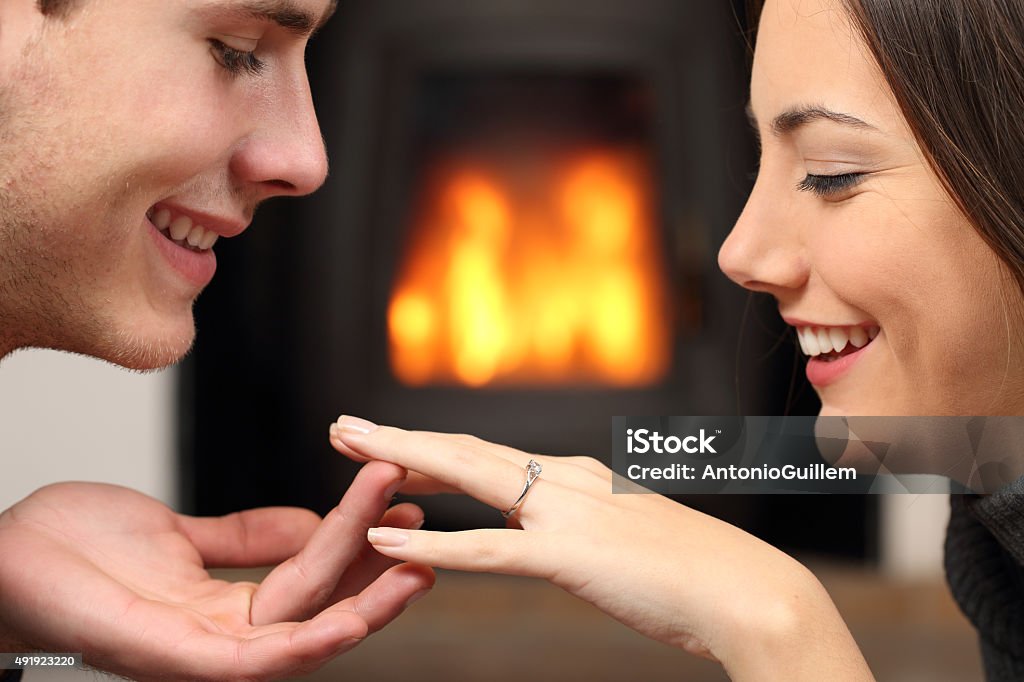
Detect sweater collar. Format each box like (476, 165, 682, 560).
(963, 475, 1024, 565)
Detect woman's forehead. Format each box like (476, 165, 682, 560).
(750, 0, 905, 138)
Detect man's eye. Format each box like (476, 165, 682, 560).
(795, 173, 865, 197)
(209, 39, 265, 77)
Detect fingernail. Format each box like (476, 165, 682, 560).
(337, 415, 378, 435)
(384, 478, 405, 502)
(412, 517, 425, 530)
(329, 423, 340, 439)
(405, 588, 431, 608)
(367, 527, 409, 547)
(338, 636, 364, 651)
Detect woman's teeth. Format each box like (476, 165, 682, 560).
(149, 207, 219, 252)
(796, 325, 879, 358)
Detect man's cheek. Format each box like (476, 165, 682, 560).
(125, 83, 241, 168)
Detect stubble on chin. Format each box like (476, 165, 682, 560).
(99, 323, 197, 372)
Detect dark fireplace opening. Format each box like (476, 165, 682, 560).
(181, 0, 876, 563)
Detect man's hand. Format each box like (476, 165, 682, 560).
(0, 462, 434, 681)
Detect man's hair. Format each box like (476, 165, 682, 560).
(38, 0, 78, 17)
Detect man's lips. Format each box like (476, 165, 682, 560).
(145, 201, 249, 288)
(149, 207, 218, 252)
(146, 216, 217, 289)
(147, 202, 249, 247)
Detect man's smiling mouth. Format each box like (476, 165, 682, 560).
(147, 206, 219, 252)
(796, 325, 879, 362)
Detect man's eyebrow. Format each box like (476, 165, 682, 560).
(209, 0, 338, 37)
(745, 103, 877, 137)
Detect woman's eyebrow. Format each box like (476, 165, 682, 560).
(745, 103, 878, 137)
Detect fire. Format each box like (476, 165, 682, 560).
(388, 149, 671, 387)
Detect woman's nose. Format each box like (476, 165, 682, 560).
(718, 180, 809, 295)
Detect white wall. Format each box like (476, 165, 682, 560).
(880, 492, 950, 580)
(0, 349, 176, 510)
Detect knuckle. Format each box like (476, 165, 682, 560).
(471, 539, 504, 569)
(225, 511, 250, 548)
(442, 446, 479, 488)
(569, 455, 607, 473)
(290, 557, 333, 606)
(288, 556, 312, 585)
(554, 487, 604, 518)
(326, 502, 358, 529)
(370, 426, 397, 447)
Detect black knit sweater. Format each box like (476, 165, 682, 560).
(945, 479, 1024, 679)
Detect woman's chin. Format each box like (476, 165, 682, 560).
(817, 401, 873, 418)
(817, 404, 846, 417)
(817, 391, 896, 417)
(813, 415, 871, 470)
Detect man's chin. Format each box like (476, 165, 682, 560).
(91, 321, 197, 371)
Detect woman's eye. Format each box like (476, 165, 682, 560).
(209, 39, 265, 77)
(796, 172, 865, 197)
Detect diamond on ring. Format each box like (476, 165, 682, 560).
(502, 459, 543, 518)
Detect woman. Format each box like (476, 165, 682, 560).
(329, 0, 1024, 678)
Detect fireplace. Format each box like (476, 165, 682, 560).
(387, 75, 671, 389)
(181, 0, 874, 560)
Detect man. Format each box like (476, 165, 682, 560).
(0, 1, 434, 680)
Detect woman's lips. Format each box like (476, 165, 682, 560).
(794, 324, 878, 356)
(793, 324, 880, 387)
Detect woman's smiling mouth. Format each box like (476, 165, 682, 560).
(792, 324, 880, 387)
(796, 324, 879, 359)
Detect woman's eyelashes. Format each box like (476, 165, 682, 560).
(209, 39, 265, 77)
(796, 172, 866, 197)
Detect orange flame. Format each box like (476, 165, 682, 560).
(388, 149, 671, 387)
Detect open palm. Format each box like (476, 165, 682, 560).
(0, 463, 433, 681)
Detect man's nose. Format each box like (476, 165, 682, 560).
(717, 179, 809, 295)
(229, 74, 329, 200)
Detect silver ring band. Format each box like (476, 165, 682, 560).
(502, 459, 542, 518)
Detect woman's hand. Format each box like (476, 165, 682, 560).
(0, 462, 434, 682)
(329, 416, 874, 681)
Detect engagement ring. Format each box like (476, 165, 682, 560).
(502, 459, 542, 518)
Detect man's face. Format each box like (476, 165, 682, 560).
(0, 0, 332, 369)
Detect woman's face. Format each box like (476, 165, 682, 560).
(719, 0, 1024, 415)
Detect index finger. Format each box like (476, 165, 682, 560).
(250, 460, 407, 625)
(330, 417, 537, 512)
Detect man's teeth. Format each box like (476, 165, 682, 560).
(150, 208, 219, 251)
(796, 325, 879, 357)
